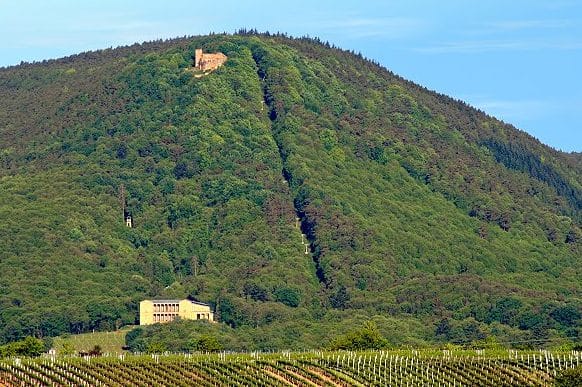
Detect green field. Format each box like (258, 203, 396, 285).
(1, 349, 580, 386)
(52, 327, 134, 355)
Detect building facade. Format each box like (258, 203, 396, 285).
(139, 299, 214, 325)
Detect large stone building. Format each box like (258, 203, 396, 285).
(139, 299, 214, 325)
(194, 49, 227, 71)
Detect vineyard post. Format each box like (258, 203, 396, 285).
(389, 355, 392, 385)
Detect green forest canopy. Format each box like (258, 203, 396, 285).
(0, 32, 580, 349)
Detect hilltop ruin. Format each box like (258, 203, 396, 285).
(194, 49, 227, 72)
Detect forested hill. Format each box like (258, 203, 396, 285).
(0, 33, 580, 349)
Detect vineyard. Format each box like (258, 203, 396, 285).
(0, 349, 580, 386)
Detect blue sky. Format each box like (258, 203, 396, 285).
(0, 0, 580, 151)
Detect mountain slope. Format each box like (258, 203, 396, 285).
(0, 33, 579, 348)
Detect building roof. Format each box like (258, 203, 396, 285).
(149, 299, 210, 306)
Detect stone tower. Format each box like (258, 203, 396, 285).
(194, 48, 203, 68)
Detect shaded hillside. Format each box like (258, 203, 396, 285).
(0, 33, 580, 348)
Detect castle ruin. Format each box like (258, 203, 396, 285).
(194, 49, 227, 72)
